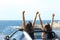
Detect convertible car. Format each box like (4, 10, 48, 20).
(0, 28, 60, 40)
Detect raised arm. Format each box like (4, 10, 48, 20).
(32, 12, 38, 27)
(51, 13, 55, 28)
(38, 13, 43, 28)
(22, 11, 26, 30)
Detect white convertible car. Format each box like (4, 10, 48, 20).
(0, 28, 60, 40)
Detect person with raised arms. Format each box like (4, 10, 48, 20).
(38, 12, 55, 40)
(21, 11, 38, 40)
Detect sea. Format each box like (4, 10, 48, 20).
(0, 20, 60, 39)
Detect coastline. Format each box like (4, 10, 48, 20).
(11, 21, 60, 30)
(51, 21, 60, 30)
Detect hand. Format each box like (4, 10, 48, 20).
(22, 11, 25, 14)
(38, 12, 40, 17)
(52, 13, 55, 17)
(36, 11, 39, 15)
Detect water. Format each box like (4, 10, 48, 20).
(0, 20, 59, 31)
(0, 20, 60, 37)
(0, 20, 51, 32)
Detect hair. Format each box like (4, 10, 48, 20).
(45, 23, 53, 39)
(26, 21, 33, 32)
(45, 23, 51, 31)
(25, 21, 34, 39)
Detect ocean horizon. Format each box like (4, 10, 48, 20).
(0, 20, 60, 35)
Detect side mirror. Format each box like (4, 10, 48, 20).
(5, 35, 9, 40)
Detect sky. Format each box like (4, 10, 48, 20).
(0, 0, 60, 20)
